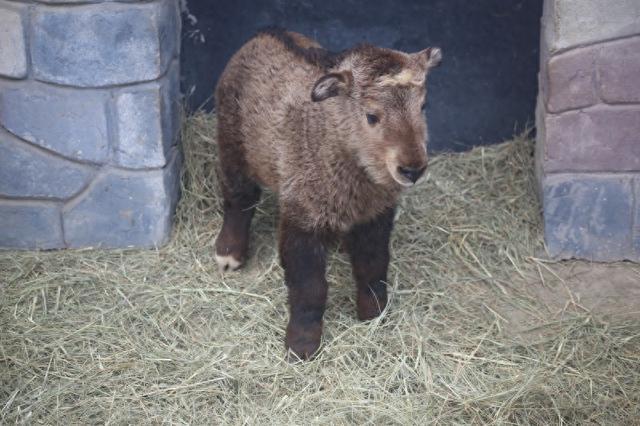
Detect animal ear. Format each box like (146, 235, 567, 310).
(425, 47, 443, 69)
(311, 71, 352, 102)
(416, 47, 443, 70)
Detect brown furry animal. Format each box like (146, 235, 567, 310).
(214, 28, 442, 359)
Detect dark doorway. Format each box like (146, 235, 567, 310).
(180, 0, 543, 152)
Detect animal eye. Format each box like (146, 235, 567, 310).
(366, 113, 379, 125)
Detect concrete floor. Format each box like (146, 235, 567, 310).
(497, 261, 640, 341)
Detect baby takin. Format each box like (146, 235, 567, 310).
(214, 28, 442, 359)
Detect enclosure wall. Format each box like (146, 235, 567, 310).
(0, 0, 182, 249)
(536, 0, 640, 261)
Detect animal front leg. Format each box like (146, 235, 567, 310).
(344, 207, 395, 320)
(279, 218, 328, 360)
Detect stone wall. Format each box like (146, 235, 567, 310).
(537, 0, 640, 261)
(0, 0, 182, 249)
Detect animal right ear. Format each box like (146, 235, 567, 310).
(311, 71, 352, 102)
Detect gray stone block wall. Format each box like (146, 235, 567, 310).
(537, 0, 640, 261)
(0, 0, 182, 250)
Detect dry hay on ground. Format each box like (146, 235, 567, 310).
(1, 112, 639, 424)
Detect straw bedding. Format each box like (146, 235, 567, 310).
(1, 112, 639, 424)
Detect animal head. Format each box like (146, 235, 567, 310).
(311, 45, 442, 188)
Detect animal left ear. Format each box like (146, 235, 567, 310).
(417, 47, 443, 70)
(311, 71, 353, 102)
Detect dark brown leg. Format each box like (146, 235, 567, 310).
(214, 109, 261, 271)
(279, 217, 328, 360)
(214, 178, 260, 271)
(344, 207, 395, 320)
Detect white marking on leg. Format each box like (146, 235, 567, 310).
(215, 254, 242, 273)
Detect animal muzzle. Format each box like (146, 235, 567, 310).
(397, 165, 426, 184)
(384, 146, 428, 187)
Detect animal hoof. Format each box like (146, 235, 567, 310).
(215, 254, 243, 273)
(286, 322, 322, 361)
(286, 337, 321, 361)
(357, 289, 387, 321)
(357, 306, 384, 321)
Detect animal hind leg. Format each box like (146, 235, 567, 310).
(214, 128, 261, 272)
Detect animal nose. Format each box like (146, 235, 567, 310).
(397, 165, 426, 184)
